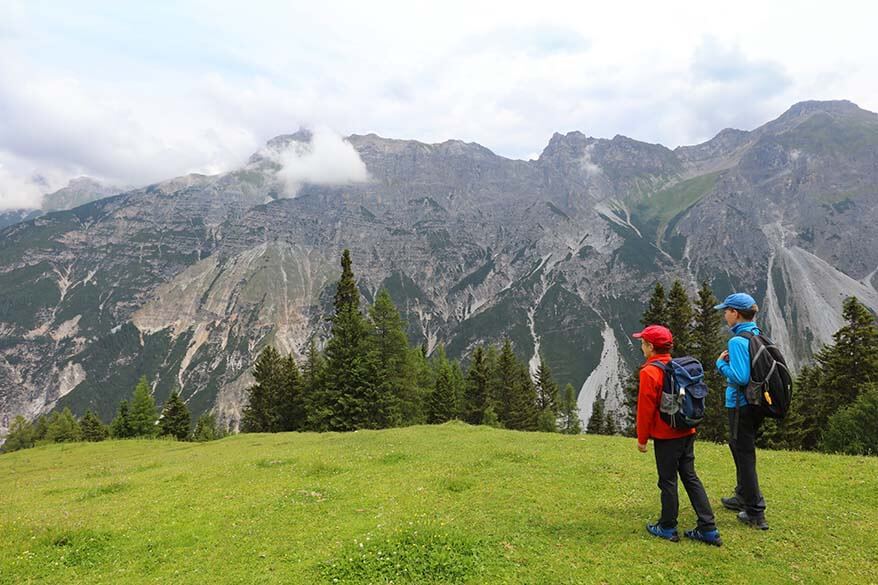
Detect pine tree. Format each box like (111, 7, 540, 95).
(193, 413, 226, 442)
(534, 356, 559, 416)
(427, 346, 459, 423)
(482, 405, 501, 428)
(46, 408, 82, 442)
(407, 346, 433, 425)
(302, 339, 330, 431)
(79, 410, 109, 442)
(559, 384, 582, 435)
(2, 416, 35, 452)
(495, 340, 539, 430)
(506, 360, 540, 431)
(586, 397, 606, 434)
(242, 346, 282, 433)
(495, 340, 520, 425)
(368, 289, 414, 427)
(642, 283, 669, 327)
(819, 296, 878, 409)
(324, 250, 379, 430)
(690, 281, 727, 442)
(277, 354, 305, 432)
(463, 346, 490, 424)
(32, 415, 49, 442)
(603, 410, 618, 436)
(159, 390, 191, 440)
(621, 370, 640, 437)
(667, 280, 693, 356)
(110, 400, 133, 438)
(483, 344, 502, 414)
(129, 376, 158, 437)
(820, 383, 878, 455)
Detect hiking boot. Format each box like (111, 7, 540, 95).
(646, 522, 679, 542)
(721, 494, 744, 511)
(684, 528, 723, 547)
(737, 511, 769, 530)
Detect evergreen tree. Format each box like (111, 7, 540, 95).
(820, 383, 878, 455)
(193, 413, 226, 442)
(559, 384, 582, 435)
(642, 283, 669, 327)
(32, 415, 49, 442)
(690, 282, 727, 442)
(534, 356, 559, 416)
(368, 289, 414, 427)
(428, 355, 458, 424)
(79, 410, 108, 442)
(507, 360, 539, 431)
(483, 344, 502, 414)
(324, 250, 380, 430)
(242, 346, 282, 433)
(603, 410, 618, 436)
(110, 400, 133, 438)
(46, 408, 82, 442)
(128, 376, 158, 437)
(666, 280, 693, 356)
(621, 370, 640, 437)
(537, 409, 558, 432)
(407, 346, 433, 425)
(481, 405, 501, 428)
(276, 354, 305, 432)
(159, 390, 191, 440)
(2, 416, 35, 452)
(586, 397, 606, 434)
(463, 346, 490, 424)
(495, 340, 539, 430)
(818, 296, 878, 410)
(495, 340, 520, 425)
(302, 339, 330, 431)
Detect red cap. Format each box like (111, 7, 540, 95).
(632, 325, 673, 348)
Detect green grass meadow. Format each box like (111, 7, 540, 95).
(2, 423, 876, 584)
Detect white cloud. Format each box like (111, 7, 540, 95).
(0, 0, 877, 210)
(270, 128, 370, 196)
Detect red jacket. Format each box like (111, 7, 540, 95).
(636, 354, 695, 444)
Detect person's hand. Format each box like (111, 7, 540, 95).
(719, 350, 729, 362)
(637, 442, 648, 453)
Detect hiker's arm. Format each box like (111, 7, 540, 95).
(635, 367, 656, 447)
(716, 338, 749, 387)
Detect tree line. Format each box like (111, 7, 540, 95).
(2, 376, 227, 453)
(240, 250, 583, 435)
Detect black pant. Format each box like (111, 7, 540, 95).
(728, 406, 767, 517)
(653, 435, 716, 531)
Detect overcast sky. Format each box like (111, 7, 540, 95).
(1, 0, 876, 209)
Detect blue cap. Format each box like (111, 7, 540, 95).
(714, 293, 756, 311)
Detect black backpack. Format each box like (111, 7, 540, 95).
(649, 356, 708, 429)
(737, 331, 793, 419)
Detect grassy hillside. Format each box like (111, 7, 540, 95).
(2, 423, 876, 584)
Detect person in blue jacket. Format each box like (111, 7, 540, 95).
(714, 292, 769, 530)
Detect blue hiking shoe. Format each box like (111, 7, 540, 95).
(646, 523, 679, 542)
(684, 528, 723, 547)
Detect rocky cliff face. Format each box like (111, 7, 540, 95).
(2, 100, 877, 438)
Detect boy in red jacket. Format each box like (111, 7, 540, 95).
(634, 325, 721, 546)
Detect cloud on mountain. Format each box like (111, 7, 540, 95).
(271, 129, 370, 196)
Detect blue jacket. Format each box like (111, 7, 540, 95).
(716, 322, 761, 408)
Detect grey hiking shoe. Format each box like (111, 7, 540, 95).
(721, 494, 744, 511)
(737, 511, 769, 530)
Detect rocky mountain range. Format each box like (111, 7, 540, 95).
(2, 100, 877, 439)
(0, 177, 124, 229)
